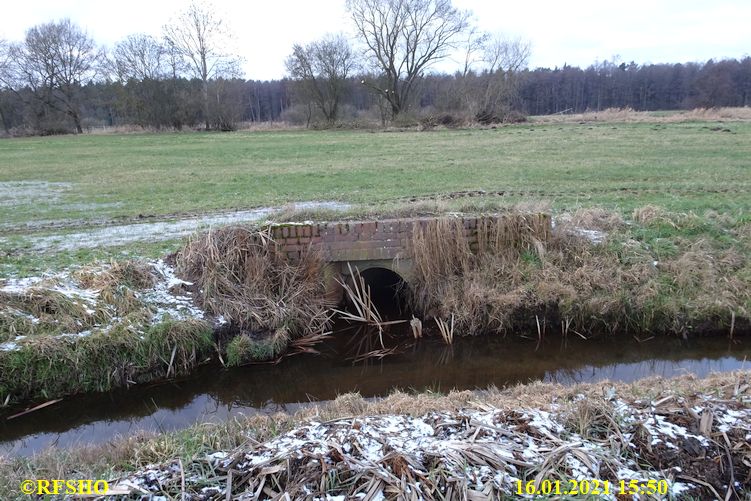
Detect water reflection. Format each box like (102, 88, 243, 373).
(0, 331, 747, 456)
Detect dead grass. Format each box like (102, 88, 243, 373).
(0, 371, 747, 499)
(0, 288, 102, 337)
(0, 260, 158, 341)
(408, 208, 749, 337)
(534, 106, 751, 123)
(566, 207, 625, 231)
(176, 225, 331, 345)
(74, 260, 156, 290)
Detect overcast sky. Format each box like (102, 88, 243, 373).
(2, 0, 749, 80)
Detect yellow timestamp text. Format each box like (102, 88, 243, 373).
(516, 479, 669, 496)
(20, 479, 109, 495)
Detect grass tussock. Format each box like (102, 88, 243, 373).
(74, 259, 156, 290)
(566, 207, 625, 231)
(0, 260, 158, 341)
(0, 288, 102, 338)
(176, 226, 331, 349)
(0, 319, 213, 405)
(225, 328, 290, 365)
(409, 208, 750, 337)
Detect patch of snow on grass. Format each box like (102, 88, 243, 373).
(0, 181, 71, 208)
(4, 201, 351, 252)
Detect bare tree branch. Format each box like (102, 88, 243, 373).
(347, 0, 469, 117)
(163, 0, 242, 129)
(286, 34, 356, 125)
(110, 34, 167, 81)
(1, 20, 103, 133)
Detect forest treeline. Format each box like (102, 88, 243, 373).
(1, 0, 749, 135)
(2, 57, 748, 135)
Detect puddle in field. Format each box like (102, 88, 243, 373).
(0, 328, 748, 456)
(0, 201, 350, 251)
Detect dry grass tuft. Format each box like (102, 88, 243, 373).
(632, 204, 672, 225)
(568, 207, 624, 231)
(176, 225, 331, 342)
(74, 260, 157, 290)
(0, 288, 102, 337)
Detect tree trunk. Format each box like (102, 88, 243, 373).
(71, 111, 83, 134)
(203, 79, 210, 130)
(0, 106, 10, 135)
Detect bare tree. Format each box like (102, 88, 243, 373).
(459, 27, 489, 79)
(0, 20, 102, 133)
(0, 39, 10, 79)
(286, 34, 356, 126)
(477, 36, 531, 121)
(110, 34, 166, 81)
(163, 0, 242, 129)
(347, 0, 469, 117)
(456, 34, 530, 122)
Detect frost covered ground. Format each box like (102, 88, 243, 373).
(0, 201, 350, 252)
(110, 385, 751, 500)
(0, 259, 204, 351)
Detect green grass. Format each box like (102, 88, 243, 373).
(0, 238, 181, 277)
(1, 122, 749, 231)
(0, 319, 214, 405)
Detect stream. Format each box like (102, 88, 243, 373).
(0, 328, 748, 456)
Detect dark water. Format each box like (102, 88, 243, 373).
(0, 325, 748, 456)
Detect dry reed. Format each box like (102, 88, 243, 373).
(176, 226, 331, 340)
(434, 315, 454, 345)
(408, 209, 750, 337)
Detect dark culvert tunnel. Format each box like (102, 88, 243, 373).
(347, 267, 410, 319)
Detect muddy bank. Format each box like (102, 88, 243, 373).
(3, 372, 746, 500)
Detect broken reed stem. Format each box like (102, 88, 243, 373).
(410, 317, 423, 339)
(336, 264, 381, 323)
(435, 315, 454, 345)
(333, 264, 386, 345)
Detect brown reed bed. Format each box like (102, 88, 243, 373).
(407, 209, 750, 338)
(176, 225, 332, 363)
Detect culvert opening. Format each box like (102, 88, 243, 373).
(348, 267, 410, 319)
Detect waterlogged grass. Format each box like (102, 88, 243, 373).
(0, 122, 749, 230)
(225, 330, 290, 365)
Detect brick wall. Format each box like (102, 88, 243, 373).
(268, 214, 551, 262)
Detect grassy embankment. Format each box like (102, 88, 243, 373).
(0, 118, 750, 407)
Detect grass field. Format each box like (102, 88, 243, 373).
(1, 121, 750, 232)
